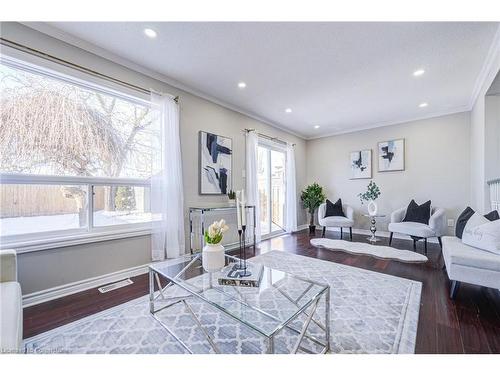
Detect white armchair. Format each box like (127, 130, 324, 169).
(388, 206, 447, 254)
(1, 250, 23, 353)
(318, 203, 355, 240)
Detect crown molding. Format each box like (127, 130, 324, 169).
(306, 106, 470, 140)
(468, 23, 500, 108)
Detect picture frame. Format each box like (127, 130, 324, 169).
(378, 138, 405, 172)
(349, 149, 372, 179)
(199, 131, 233, 195)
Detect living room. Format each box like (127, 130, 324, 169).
(1, 1, 499, 372)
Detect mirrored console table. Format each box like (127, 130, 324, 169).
(188, 205, 256, 254)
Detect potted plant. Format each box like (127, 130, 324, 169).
(358, 181, 381, 216)
(202, 219, 229, 272)
(227, 190, 236, 206)
(300, 183, 326, 234)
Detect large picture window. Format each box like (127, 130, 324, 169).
(0, 56, 159, 247)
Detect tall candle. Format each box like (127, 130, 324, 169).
(240, 189, 246, 226)
(236, 190, 242, 230)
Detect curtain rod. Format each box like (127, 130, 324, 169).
(244, 128, 295, 146)
(487, 178, 500, 185)
(0, 37, 179, 103)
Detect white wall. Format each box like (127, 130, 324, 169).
(0, 22, 307, 295)
(470, 30, 500, 212)
(485, 95, 500, 185)
(470, 97, 487, 211)
(306, 112, 471, 234)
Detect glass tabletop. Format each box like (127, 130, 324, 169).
(189, 205, 255, 211)
(150, 254, 328, 337)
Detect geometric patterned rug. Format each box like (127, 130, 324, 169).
(24, 251, 421, 354)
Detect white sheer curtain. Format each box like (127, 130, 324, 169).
(151, 92, 185, 261)
(245, 131, 261, 243)
(285, 143, 298, 233)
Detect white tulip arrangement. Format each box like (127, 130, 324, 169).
(204, 219, 229, 245)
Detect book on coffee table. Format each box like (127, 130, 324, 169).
(218, 262, 264, 287)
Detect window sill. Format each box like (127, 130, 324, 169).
(1, 228, 152, 254)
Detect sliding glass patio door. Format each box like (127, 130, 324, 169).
(257, 144, 286, 237)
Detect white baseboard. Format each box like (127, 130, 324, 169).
(296, 225, 440, 244)
(296, 224, 309, 232)
(22, 264, 149, 308)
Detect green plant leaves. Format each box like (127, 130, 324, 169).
(358, 181, 381, 203)
(300, 182, 326, 213)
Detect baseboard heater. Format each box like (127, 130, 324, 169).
(98, 278, 133, 293)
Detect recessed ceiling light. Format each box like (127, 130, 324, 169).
(413, 69, 425, 77)
(237, 82, 247, 89)
(144, 28, 157, 38)
(285, 108, 292, 113)
(419, 102, 428, 108)
(314, 125, 320, 129)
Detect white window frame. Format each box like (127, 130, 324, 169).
(0, 173, 154, 252)
(257, 139, 287, 239)
(0, 54, 156, 252)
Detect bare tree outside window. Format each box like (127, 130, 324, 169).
(0, 62, 158, 236)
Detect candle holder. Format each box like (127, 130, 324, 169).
(232, 225, 252, 277)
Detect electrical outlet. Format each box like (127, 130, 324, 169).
(447, 219, 455, 227)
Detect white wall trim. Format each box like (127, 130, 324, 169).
(20, 22, 307, 140)
(22, 264, 149, 307)
(296, 224, 309, 232)
(261, 230, 289, 241)
(306, 108, 470, 140)
(469, 24, 500, 108)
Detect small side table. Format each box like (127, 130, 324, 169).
(362, 214, 386, 242)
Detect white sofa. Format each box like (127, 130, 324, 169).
(0, 250, 23, 353)
(318, 202, 354, 240)
(442, 236, 500, 299)
(388, 206, 447, 254)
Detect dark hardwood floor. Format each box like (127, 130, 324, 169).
(23, 230, 500, 353)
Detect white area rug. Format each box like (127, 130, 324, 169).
(24, 250, 421, 354)
(311, 238, 428, 263)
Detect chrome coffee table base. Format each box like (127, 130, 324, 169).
(149, 266, 330, 354)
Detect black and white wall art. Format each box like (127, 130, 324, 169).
(199, 131, 232, 194)
(350, 149, 372, 179)
(378, 139, 405, 172)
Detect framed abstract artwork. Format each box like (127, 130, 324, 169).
(378, 139, 405, 172)
(199, 131, 233, 195)
(350, 149, 372, 179)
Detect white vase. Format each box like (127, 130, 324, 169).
(367, 200, 378, 216)
(202, 243, 225, 272)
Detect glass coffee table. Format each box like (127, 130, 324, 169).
(149, 253, 330, 354)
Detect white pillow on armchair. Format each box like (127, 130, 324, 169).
(462, 213, 500, 255)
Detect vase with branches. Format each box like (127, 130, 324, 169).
(300, 183, 326, 234)
(358, 181, 381, 216)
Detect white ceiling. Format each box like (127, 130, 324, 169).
(42, 22, 499, 139)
